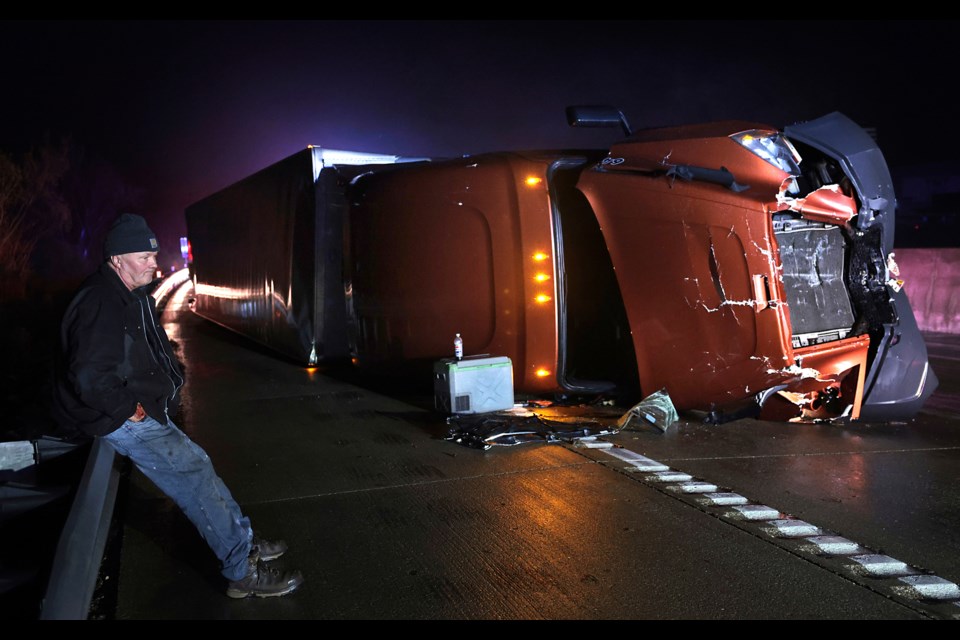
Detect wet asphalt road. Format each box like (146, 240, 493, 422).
(101, 282, 960, 620)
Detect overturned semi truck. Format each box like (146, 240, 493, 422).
(185, 107, 938, 422)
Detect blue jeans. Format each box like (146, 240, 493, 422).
(102, 416, 253, 581)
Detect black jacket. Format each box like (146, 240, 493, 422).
(53, 262, 184, 437)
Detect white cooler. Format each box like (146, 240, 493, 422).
(434, 356, 514, 414)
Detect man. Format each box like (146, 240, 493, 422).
(52, 213, 303, 599)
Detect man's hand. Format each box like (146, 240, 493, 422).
(130, 402, 146, 422)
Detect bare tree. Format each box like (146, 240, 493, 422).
(0, 139, 71, 299)
(0, 137, 145, 299)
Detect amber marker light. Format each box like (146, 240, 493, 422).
(534, 272, 551, 283)
(534, 294, 552, 304)
(535, 368, 551, 378)
(525, 176, 542, 187)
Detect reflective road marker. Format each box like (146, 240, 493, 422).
(593, 444, 960, 619)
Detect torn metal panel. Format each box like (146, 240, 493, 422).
(775, 184, 857, 225)
(769, 334, 869, 421)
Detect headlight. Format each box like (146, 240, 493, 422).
(731, 130, 802, 176)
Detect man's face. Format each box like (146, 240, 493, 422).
(112, 251, 158, 290)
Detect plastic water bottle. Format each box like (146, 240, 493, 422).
(454, 333, 463, 360)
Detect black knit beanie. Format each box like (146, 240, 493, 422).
(103, 213, 159, 258)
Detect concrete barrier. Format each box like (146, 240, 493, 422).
(893, 248, 960, 334)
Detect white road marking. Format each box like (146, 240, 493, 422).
(647, 471, 694, 482)
(729, 504, 780, 520)
(576, 440, 614, 449)
(762, 519, 823, 537)
(804, 536, 863, 555)
(675, 481, 719, 493)
(701, 492, 749, 505)
(895, 575, 960, 600)
(849, 554, 915, 577)
(603, 448, 669, 471)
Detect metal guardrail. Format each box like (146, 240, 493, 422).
(38, 438, 118, 620)
(1, 435, 112, 620)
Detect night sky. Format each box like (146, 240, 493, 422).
(3, 19, 958, 265)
